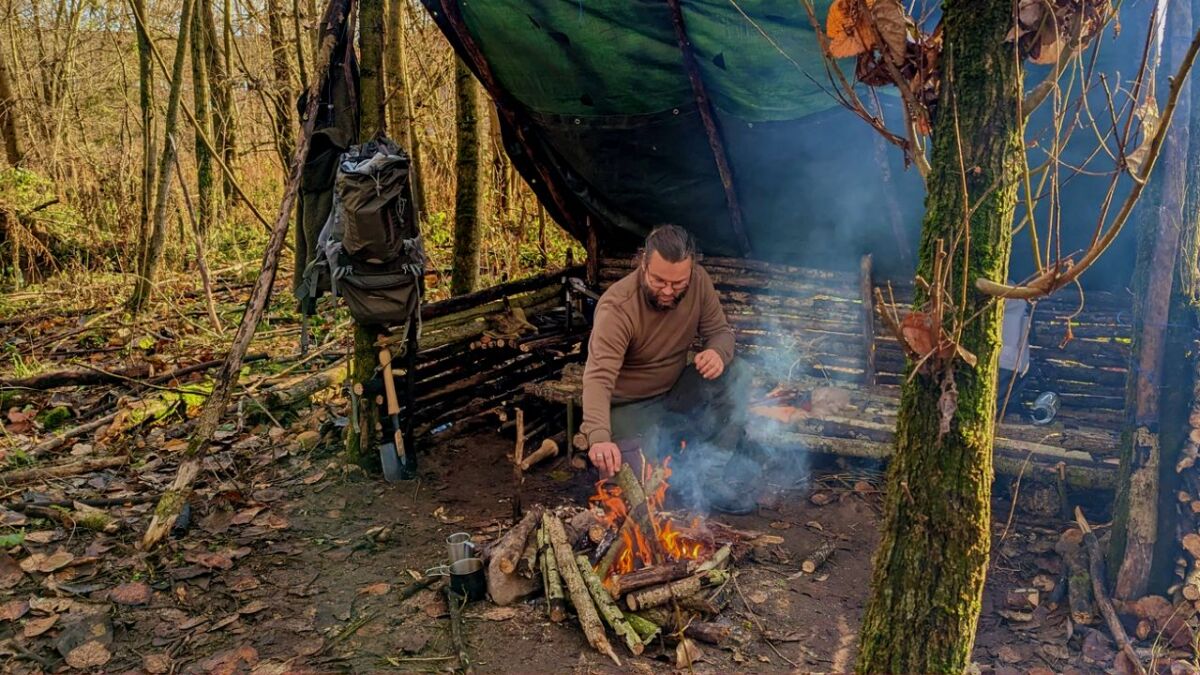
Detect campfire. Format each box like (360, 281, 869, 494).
(481, 458, 773, 666)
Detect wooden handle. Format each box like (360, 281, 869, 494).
(379, 347, 401, 416)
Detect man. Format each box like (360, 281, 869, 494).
(580, 225, 757, 514)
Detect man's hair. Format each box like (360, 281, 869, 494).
(641, 224, 697, 264)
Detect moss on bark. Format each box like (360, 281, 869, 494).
(855, 0, 1022, 670)
(343, 324, 382, 471)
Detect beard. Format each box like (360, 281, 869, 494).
(641, 281, 688, 311)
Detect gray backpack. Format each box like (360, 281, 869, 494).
(298, 137, 425, 328)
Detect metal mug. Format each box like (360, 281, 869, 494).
(446, 532, 475, 563)
(425, 557, 486, 601)
(1031, 391, 1060, 426)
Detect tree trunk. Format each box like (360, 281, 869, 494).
(266, 0, 295, 171)
(218, 0, 237, 201)
(451, 58, 484, 296)
(199, 0, 231, 213)
(358, 0, 386, 138)
(385, 0, 426, 219)
(132, 0, 156, 277)
(190, 6, 216, 237)
(128, 0, 196, 313)
(0, 37, 22, 165)
(855, 0, 1023, 671)
(341, 0, 389, 468)
(1112, 0, 1193, 600)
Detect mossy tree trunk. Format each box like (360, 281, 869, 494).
(343, 0, 389, 469)
(451, 57, 484, 296)
(359, 0, 386, 139)
(855, 0, 1023, 671)
(132, 0, 156, 276)
(190, 6, 216, 237)
(128, 0, 195, 313)
(0, 39, 23, 166)
(1112, 0, 1194, 598)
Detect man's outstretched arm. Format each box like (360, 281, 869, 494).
(581, 301, 631, 476)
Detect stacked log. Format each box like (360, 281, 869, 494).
(1168, 349, 1200, 634)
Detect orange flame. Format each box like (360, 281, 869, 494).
(589, 457, 710, 579)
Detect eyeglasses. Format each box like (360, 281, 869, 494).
(643, 269, 690, 292)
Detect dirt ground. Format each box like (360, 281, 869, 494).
(2, 418, 1129, 674)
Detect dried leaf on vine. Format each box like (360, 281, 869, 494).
(826, 0, 878, 58)
(901, 311, 937, 358)
(870, 0, 909, 66)
(1006, 0, 1114, 65)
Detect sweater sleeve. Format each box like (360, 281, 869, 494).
(696, 267, 735, 364)
(580, 299, 633, 446)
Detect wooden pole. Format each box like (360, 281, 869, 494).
(1077, 508, 1146, 675)
(576, 554, 645, 655)
(140, 0, 353, 551)
(512, 408, 524, 520)
(538, 524, 567, 622)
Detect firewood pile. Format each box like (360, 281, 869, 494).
(482, 462, 773, 665)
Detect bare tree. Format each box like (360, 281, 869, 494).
(0, 34, 21, 165)
(132, 0, 156, 269)
(128, 0, 196, 312)
(358, 0, 386, 137)
(266, 0, 295, 169)
(451, 57, 483, 296)
(191, 1, 216, 235)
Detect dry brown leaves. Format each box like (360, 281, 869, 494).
(1007, 0, 1113, 65)
(65, 640, 112, 669)
(110, 581, 152, 605)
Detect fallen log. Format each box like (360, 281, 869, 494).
(263, 361, 346, 408)
(1076, 508, 1146, 675)
(625, 569, 730, 612)
(27, 410, 120, 458)
(801, 541, 836, 574)
(611, 562, 695, 597)
(1055, 528, 1096, 625)
(0, 455, 127, 485)
(684, 622, 735, 646)
(576, 554, 645, 656)
(545, 513, 619, 665)
(538, 524, 567, 622)
(0, 364, 151, 389)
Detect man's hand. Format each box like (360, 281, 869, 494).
(588, 441, 622, 478)
(694, 349, 725, 380)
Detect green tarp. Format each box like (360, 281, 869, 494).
(424, 0, 1155, 285)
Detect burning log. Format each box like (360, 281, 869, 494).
(623, 612, 661, 643)
(590, 529, 617, 566)
(596, 519, 637, 579)
(575, 554, 645, 656)
(625, 569, 730, 612)
(538, 524, 567, 622)
(615, 465, 666, 564)
(544, 513, 620, 665)
(697, 544, 731, 573)
(611, 562, 696, 597)
(801, 540, 836, 575)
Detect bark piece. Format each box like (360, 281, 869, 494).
(544, 513, 619, 665)
(576, 554, 644, 655)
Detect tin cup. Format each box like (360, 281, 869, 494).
(425, 557, 486, 601)
(446, 532, 475, 563)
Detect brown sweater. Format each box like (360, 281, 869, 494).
(581, 266, 735, 445)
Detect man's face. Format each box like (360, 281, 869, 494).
(641, 250, 692, 311)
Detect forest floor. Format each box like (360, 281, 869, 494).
(0, 271, 1161, 673)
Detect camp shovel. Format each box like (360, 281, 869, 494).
(378, 345, 412, 482)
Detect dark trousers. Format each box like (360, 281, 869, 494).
(609, 358, 751, 474)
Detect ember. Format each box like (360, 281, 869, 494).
(588, 458, 711, 580)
